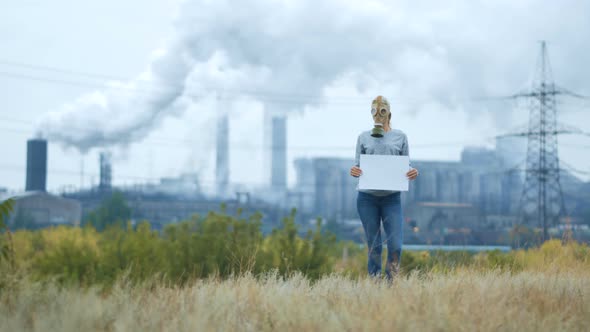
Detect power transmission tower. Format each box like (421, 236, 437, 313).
(499, 41, 586, 242)
(519, 41, 566, 242)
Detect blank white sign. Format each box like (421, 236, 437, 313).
(358, 155, 410, 191)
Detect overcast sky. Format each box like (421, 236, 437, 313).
(1, 0, 589, 194)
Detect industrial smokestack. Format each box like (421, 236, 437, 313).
(25, 138, 48, 192)
(99, 152, 112, 191)
(216, 111, 229, 196)
(271, 115, 287, 192)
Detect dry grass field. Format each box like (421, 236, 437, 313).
(1, 268, 588, 332)
(1, 215, 589, 331)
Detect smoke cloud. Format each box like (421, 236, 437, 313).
(36, 0, 590, 151)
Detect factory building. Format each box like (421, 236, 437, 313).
(405, 202, 482, 233)
(292, 145, 527, 233)
(64, 189, 285, 232)
(406, 146, 523, 215)
(59, 133, 295, 231)
(2, 192, 81, 228)
(292, 157, 358, 221)
(2, 138, 82, 229)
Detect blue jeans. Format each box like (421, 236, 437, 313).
(357, 191, 403, 279)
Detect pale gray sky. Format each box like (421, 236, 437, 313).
(1, 0, 589, 194)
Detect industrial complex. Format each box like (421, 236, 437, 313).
(3, 115, 589, 246)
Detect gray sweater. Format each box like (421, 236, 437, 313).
(355, 129, 411, 196)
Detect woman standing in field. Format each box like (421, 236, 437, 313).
(350, 96, 419, 280)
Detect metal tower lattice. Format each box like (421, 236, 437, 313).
(502, 42, 570, 241)
(520, 42, 567, 241)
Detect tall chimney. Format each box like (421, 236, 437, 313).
(271, 115, 287, 191)
(216, 112, 229, 196)
(25, 138, 47, 192)
(99, 152, 112, 191)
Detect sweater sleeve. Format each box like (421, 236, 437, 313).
(402, 134, 412, 168)
(354, 134, 362, 167)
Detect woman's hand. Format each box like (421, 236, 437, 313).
(406, 168, 419, 180)
(350, 166, 362, 177)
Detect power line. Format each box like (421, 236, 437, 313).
(0, 60, 526, 105)
(560, 160, 590, 175)
(0, 59, 136, 82)
(0, 60, 422, 103)
(0, 116, 495, 151)
(561, 143, 590, 150)
(8, 59, 590, 104)
(0, 127, 33, 135)
(554, 85, 590, 100)
(0, 60, 373, 101)
(0, 160, 537, 188)
(0, 70, 398, 105)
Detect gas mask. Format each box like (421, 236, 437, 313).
(370, 95, 391, 138)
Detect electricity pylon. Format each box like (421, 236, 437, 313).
(498, 41, 585, 242)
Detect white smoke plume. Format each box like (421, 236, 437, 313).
(36, 0, 590, 151)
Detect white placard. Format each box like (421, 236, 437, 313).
(358, 155, 410, 191)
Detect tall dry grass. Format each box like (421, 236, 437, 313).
(1, 269, 588, 332)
